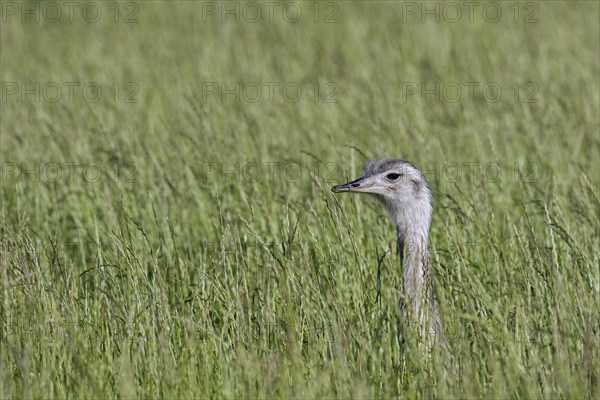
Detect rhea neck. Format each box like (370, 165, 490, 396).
(385, 195, 433, 317)
(387, 196, 433, 265)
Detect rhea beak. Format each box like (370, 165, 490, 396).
(331, 176, 372, 193)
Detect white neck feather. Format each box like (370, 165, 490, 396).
(387, 197, 434, 333)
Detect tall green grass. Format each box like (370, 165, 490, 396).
(1, 1, 599, 397)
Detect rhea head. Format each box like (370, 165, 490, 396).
(331, 159, 433, 239)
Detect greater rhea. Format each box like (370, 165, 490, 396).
(332, 158, 443, 343)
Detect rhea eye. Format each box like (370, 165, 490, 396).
(386, 173, 402, 181)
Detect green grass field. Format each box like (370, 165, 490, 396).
(1, 1, 599, 398)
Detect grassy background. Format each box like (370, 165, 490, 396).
(1, 0, 599, 397)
